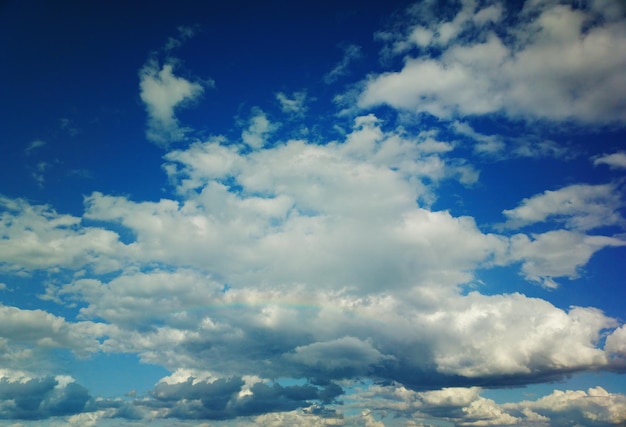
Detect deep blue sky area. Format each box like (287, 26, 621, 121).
(1, 0, 626, 426)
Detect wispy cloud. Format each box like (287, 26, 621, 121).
(25, 139, 46, 154)
(324, 44, 362, 84)
(594, 152, 626, 169)
(276, 91, 308, 117)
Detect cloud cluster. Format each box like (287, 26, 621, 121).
(2, 106, 625, 423)
(0, 374, 90, 420)
(0, 196, 123, 274)
(2, 0, 626, 424)
(352, 382, 626, 426)
(360, 0, 626, 123)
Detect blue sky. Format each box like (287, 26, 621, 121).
(1, 0, 626, 425)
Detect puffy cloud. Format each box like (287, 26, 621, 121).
(276, 91, 308, 117)
(139, 59, 206, 145)
(0, 374, 91, 420)
(605, 324, 626, 365)
(353, 382, 626, 427)
(4, 2, 626, 425)
(424, 293, 613, 378)
(0, 305, 110, 360)
(594, 152, 626, 169)
(49, 268, 622, 389)
(82, 115, 493, 295)
(141, 374, 343, 420)
(52, 269, 222, 331)
(241, 108, 278, 149)
(359, 0, 626, 123)
(502, 183, 626, 231)
(505, 386, 626, 426)
(506, 230, 626, 288)
(0, 196, 125, 274)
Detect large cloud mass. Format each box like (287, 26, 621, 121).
(1, 0, 626, 425)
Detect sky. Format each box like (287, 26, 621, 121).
(1, 0, 626, 425)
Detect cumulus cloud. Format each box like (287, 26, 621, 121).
(3, 4, 626, 424)
(502, 183, 626, 231)
(506, 230, 626, 288)
(359, 0, 626, 123)
(0, 374, 92, 420)
(3, 108, 626, 422)
(353, 382, 626, 427)
(139, 59, 206, 145)
(505, 386, 626, 426)
(241, 108, 278, 149)
(0, 196, 125, 274)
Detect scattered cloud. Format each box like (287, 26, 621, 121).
(594, 152, 626, 169)
(139, 59, 207, 145)
(276, 91, 308, 117)
(352, 383, 626, 427)
(452, 121, 572, 159)
(324, 44, 362, 84)
(241, 108, 278, 149)
(59, 118, 80, 136)
(359, 0, 626, 123)
(502, 183, 626, 231)
(25, 140, 46, 155)
(0, 196, 125, 273)
(30, 162, 48, 188)
(506, 230, 626, 288)
(164, 25, 201, 51)
(2, 1, 626, 425)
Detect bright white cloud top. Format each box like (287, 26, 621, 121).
(1, 0, 626, 426)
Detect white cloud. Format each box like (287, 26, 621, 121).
(359, 0, 626, 123)
(139, 59, 206, 145)
(506, 230, 626, 288)
(594, 152, 626, 169)
(0, 304, 110, 359)
(421, 293, 614, 378)
(506, 386, 626, 426)
(605, 324, 626, 363)
(276, 91, 308, 117)
(0, 196, 125, 273)
(354, 382, 626, 427)
(241, 108, 278, 149)
(3, 107, 625, 416)
(84, 121, 496, 293)
(502, 183, 626, 231)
